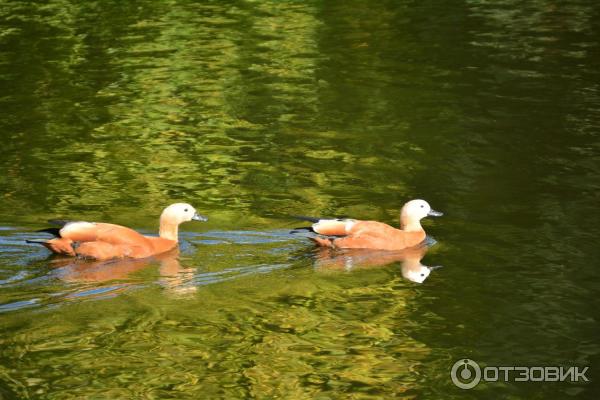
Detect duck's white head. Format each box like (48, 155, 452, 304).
(400, 199, 443, 230)
(401, 199, 443, 220)
(160, 203, 208, 226)
(159, 203, 208, 241)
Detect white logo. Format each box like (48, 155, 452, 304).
(451, 359, 589, 389)
(451, 359, 481, 389)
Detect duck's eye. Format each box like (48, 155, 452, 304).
(420, 205, 424, 208)
(420, 273, 425, 277)
(184, 208, 188, 212)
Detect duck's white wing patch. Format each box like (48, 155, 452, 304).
(344, 219, 356, 233)
(60, 221, 97, 236)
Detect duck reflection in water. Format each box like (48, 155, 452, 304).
(312, 242, 441, 283)
(48, 248, 197, 295)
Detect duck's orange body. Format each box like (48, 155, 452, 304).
(294, 199, 442, 251)
(42, 222, 177, 259)
(29, 203, 207, 261)
(310, 220, 427, 250)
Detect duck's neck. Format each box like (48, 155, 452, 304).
(159, 218, 179, 242)
(400, 215, 423, 232)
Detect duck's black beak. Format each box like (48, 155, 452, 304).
(427, 209, 443, 217)
(427, 265, 443, 271)
(192, 213, 208, 222)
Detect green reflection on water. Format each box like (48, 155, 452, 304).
(1, 0, 599, 398)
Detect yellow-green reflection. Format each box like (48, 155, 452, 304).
(1, 0, 599, 398)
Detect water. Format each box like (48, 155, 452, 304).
(1, 0, 599, 398)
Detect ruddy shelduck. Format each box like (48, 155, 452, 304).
(28, 203, 207, 260)
(293, 199, 442, 250)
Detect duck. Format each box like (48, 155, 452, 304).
(27, 203, 208, 260)
(292, 199, 442, 250)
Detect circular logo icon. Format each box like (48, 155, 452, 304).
(451, 358, 481, 389)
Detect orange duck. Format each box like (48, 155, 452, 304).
(27, 203, 207, 260)
(293, 199, 442, 250)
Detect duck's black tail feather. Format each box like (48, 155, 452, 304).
(290, 227, 318, 237)
(290, 226, 315, 234)
(290, 215, 321, 223)
(26, 239, 49, 244)
(48, 220, 71, 228)
(35, 219, 74, 238)
(26, 220, 73, 244)
(36, 228, 61, 237)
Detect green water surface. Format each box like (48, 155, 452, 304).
(1, 0, 599, 398)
